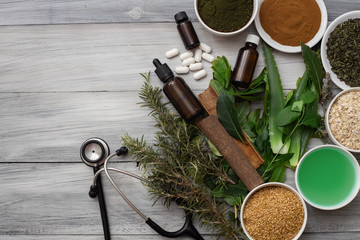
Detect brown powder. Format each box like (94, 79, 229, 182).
(260, 0, 321, 46)
(243, 186, 304, 240)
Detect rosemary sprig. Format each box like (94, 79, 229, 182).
(122, 72, 243, 239)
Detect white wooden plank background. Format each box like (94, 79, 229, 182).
(1, 0, 360, 239)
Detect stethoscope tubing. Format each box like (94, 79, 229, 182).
(93, 165, 111, 240)
(103, 153, 147, 220)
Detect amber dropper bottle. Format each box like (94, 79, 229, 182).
(153, 59, 204, 123)
(231, 34, 260, 89)
(175, 11, 200, 50)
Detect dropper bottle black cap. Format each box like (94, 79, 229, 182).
(153, 59, 174, 83)
(174, 11, 188, 24)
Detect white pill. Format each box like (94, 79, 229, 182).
(175, 66, 189, 74)
(199, 43, 212, 53)
(194, 69, 207, 80)
(202, 52, 215, 63)
(182, 57, 195, 66)
(165, 48, 179, 58)
(194, 48, 202, 62)
(180, 51, 193, 61)
(189, 62, 203, 71)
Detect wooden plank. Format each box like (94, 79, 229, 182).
(2, 163, 360, 237)
(0, 23, 307, 93)
(2, 235, 209, 240)
(0, 0, 356, 25)
(0, 91, 342, 163)
(0, 163, 204, 236)
(3, 232, 360, 240)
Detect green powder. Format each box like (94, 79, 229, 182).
(198, 0, 253, 32)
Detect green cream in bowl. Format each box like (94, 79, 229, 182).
(295, 145, 360, 210)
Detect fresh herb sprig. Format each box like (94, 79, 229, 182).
(122, 72, 246, 240)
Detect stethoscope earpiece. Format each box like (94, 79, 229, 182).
(89, 185, 98, 198)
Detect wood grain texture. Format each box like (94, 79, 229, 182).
(0, 23, 306, 93)
(0, 0, 356, 25)
(1, 0, 360, 239)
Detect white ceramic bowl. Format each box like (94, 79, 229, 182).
(240, 182, 307, 240)
(255, 0, 328, 53)
(295, 145, 360, 210)
(325, 88, 360, 153)
(320, 11, 360, 90)
(194, 0, 258, 37)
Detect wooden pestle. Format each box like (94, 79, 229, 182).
(198, 85, 264, 169)
(196, 115, 264, 191)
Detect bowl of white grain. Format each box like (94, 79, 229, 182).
(325, 88, 360, 153)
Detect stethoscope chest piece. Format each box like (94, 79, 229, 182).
(80, 137, 110, 167)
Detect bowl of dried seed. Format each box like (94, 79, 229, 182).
(325, 88, 360, 153)
(240, 182, 307, 240)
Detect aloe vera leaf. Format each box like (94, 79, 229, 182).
(262, 42, 289, 154)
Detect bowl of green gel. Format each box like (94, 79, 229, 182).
(296, 145, 360, 210)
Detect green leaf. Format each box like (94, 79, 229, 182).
(276, 106, 301, 126)
(212, 56, 232, 90)
(207, 139, 222, 157)
(285, 90, 295, 106)
(269, 165, 286, 182)
(217, 92, 245, 142)
(226, 182, 248, 196)
(291, 100, 304, 112)
(300, 90, 316, 104)
(247, 109, 261, 129)
(211, 185, 226, 197)
(204, 175, 217, 189)
(210, 79, 225, 94)
(301, 43, 325, 95)
(301, 111, 321, 128)
(236, 101, 250, 125)
(224, 195, 242, 206)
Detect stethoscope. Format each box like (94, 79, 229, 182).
(80, 137, 204, 240)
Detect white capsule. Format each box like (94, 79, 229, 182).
(182, 57, 195, 67)
(199, 43, 212, 53)
(180, 51, 193, 61)
(175, 66, 189, 74)
(194, 69, 207, 80)
(165, 48, 179, 58)
(194, 48, 202, 62)
(202, 52, 215, 63)
(189, 62, 203, 71)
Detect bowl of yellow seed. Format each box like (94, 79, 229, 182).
(240, 182, 307, 240)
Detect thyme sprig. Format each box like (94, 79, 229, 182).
(122, 72, 243, 239)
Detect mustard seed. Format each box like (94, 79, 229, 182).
(243, 186, 304, 240)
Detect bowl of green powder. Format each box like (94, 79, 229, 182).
(195, 0, 258, 36)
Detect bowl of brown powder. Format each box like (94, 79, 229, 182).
(240, 182, 307, 240)
(325, 88, 360, 152)
(254, 0, 328, 53)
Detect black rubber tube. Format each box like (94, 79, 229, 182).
(94, 166, 111, 240)
(145, 214, 204, 240)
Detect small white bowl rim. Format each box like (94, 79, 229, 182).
(194, 0, 258, 36)
(240, 182, 307, 240)
(320, 10, 360, 90)
(325, 88, 360, 153)
(295, 145, 360, 210)
(254, 0, 328, 53)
